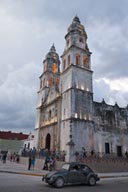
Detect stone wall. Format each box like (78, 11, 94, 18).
(19, 157, 128, 173)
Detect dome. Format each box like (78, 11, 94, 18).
(49, 44, 56, 52)
(72, 15, 81, 24)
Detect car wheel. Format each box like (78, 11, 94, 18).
(54, 177, 64, 188)
(88, 176, 96, 186)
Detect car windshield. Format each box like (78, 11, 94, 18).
(61, 163, 70, 170)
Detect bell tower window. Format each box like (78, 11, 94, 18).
(67, 39, 69, 46)
(43, 63, 46, 72)
(76, 54, 80, 65)
(68, 55, 70, 65)
(40, 79, 42, 89)
(83, 56, 88, 67)
(43, 78, 45, 86)
(79, 37, 83, 43)
(52, 63, 57, 73)
(56, 78, 59, 85)
(49, 110, 51, 119)
(49, 76, 53, 86)
(63, 59, 66, 70)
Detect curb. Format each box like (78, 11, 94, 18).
(1, 169, 128, 179)
(100, 175, 128, 179)
(0, 170, 45, 177)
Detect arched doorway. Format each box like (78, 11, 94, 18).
(45, 133, 51, 150)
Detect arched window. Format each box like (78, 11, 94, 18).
(86, 113, 90, 121)
(67, 39, 69, 46)
(52, 63, 57, 73)
(45, 133, 51, 150)
(49, 76, 52, 86)
(49, 110, 51, 119)
(43, 63, 46, 72)
(68, 54, 70, 65)
(40, 79, 42, 89)
(56, 78, 59, 85)
(76, 54, 80, 65)
(43, 78, 45, 86)
(63, 59, 66, 70)
(79, 37, 83, 43)
(83, 56, 88, 66)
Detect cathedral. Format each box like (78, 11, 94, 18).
(34, 16, 128, 162)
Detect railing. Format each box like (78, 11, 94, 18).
(21, 148, 66, 161)
(75, 151, 128, 164)
(21, 148, 128, 164)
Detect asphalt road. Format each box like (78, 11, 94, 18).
(0, 172, 128, 192)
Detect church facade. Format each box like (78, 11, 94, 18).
(34, 16, 128, 162)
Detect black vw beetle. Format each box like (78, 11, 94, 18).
(42, 162, 100, 188)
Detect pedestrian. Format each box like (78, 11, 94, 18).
(91, 150, 94, 157)
(125, 151, 128, 158)
(43, 156, 50, 170)
(80, 147, 86, 160)
(49, 157, 55, 171)
(16, 154, 20, 163)
(31, 157, 35, 170)
(28, 157, 32, 170)
(2, 153, 7, 163)
(82, 147, 87, 158)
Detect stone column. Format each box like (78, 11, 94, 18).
(65, 141, 75, 162)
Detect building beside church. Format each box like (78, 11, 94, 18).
(0, 131, 28, 153)
(34, 16, 128, 162)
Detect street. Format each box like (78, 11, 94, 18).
(0, 172, 128, 192)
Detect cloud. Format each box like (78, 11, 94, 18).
(93, 78, 128, 107)
(0, 0, 128, 133)
(0, 61, 40, 132)
(87, 17, 128, 79)
(87, 15, 128, 107)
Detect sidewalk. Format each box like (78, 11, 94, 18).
(0, 161, 48, 177)
(0, 161, 128, 179)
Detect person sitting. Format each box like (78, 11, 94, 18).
(71, 165, 79, 171)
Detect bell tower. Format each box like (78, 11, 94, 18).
(37, 44, 60, 108)
(35, 44, 60, 149)
(60, 16, 94, 161)
(61, 16, 91, 72)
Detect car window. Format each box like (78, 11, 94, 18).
(62, 163, 70, 170)
(70, 165, 80, 171)
(81, 165, 90, 172)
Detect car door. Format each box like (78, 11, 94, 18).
(67, 165, 85, 183)
(81, 165, 91, 182)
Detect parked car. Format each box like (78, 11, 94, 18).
(42, 162, 100, 188)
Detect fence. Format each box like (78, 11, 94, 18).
(21, 148, 66, 161)
(75, 150, 128, 164)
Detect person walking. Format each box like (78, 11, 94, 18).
(31, 157, 35, 170)
(43, 156, 50, 170)
(28, 157, 32, 170)
(2, 153, 7, 163)
(49, 157, 55, 171)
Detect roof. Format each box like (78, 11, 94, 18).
(0, 131, 29, 140)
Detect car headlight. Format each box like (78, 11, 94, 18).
(50, 176, 56, 181)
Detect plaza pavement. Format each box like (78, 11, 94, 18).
(0, 161, 128, 179)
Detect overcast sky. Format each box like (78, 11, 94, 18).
(0, 0, 128, 133)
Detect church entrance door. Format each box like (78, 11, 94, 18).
(45, 133, 51, 150)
